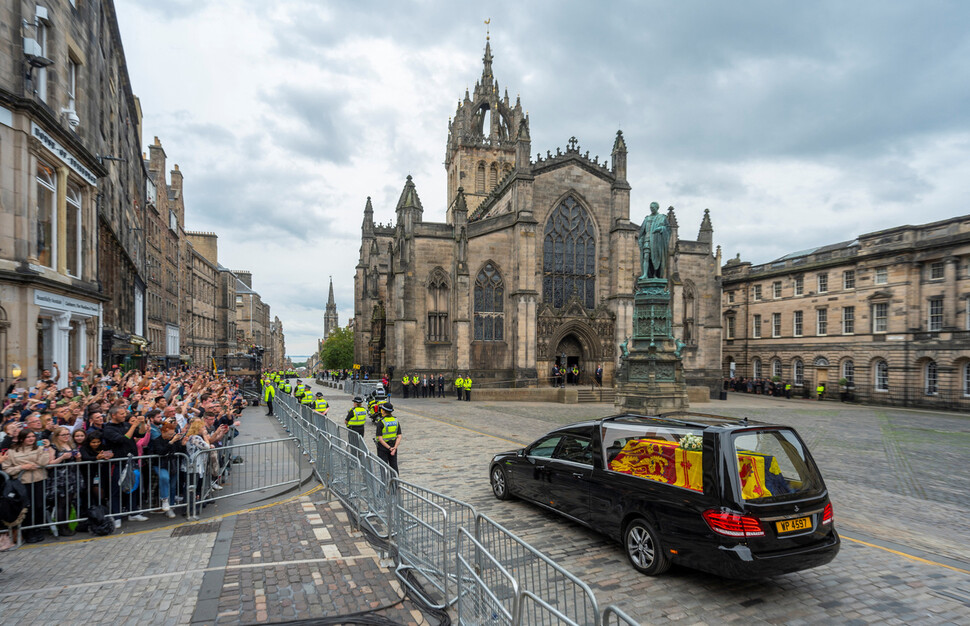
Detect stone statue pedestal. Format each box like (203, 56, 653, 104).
(615, 277, 689, 414)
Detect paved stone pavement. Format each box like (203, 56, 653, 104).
(313, 381, 970, 625)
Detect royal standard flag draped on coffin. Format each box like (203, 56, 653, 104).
(609, 439, 704, 492)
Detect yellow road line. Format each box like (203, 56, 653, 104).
(19, 484, 324, 548)
(841, 534, 970, 575)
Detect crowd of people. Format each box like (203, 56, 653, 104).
(0, 363, 245, 547)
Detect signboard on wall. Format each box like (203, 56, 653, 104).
(34, 289, 100, 317)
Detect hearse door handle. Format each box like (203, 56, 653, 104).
(572, 472, 585, 479)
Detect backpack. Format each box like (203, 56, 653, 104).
(85, 505, 114, 536)
(0, 473, 28, 527)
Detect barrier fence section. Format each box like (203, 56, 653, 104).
(12, 452, 190, 535)
(457, 527, 520, 626)
(476, 514, 600, 626)
(187, 437, 302, 520)
(271, 388, 636, 626)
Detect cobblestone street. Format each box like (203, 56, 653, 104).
(375, 387, 970, 624)
(2, 388, 969, 624)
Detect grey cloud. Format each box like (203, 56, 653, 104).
(260, 86, 358, 164)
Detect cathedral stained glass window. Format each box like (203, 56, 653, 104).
(474, 263, 504, 341)
(543, 197, 595, 309)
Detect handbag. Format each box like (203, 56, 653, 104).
(118, 455, 140, 493)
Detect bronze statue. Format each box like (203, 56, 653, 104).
(638, 201, 670, 280)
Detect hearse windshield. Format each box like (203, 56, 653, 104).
(732, 429, 824, 502)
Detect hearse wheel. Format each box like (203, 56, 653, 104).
(624, 517, 671, 575)
(490, 465, 511, 500)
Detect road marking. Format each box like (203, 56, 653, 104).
(841, 535, 970, 576)
(0, 554, 382, 599)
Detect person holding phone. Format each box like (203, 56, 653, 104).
(47, 426, 81, 536)
(2, 430, 50, 542)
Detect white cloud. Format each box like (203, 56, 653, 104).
(115, 0, 970, 355)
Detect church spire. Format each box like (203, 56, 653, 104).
(483, 36, 493, 81)
(362, 196, 374, 238)
(324, 276, 338, 339)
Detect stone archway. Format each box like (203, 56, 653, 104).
(555, 333, 589, 384)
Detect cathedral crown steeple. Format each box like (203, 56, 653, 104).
(445, 31, 526, 222)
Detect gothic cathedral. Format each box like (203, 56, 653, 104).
(354, 39, 722, 393)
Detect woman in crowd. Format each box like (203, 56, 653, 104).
(79, 430, 111, 506)
(0, 420, 21, 452)
(47, 425, 81, 535)
(1, 430, 51, 542)
(147, 420, 185, 518)
(183, 418, 217, 498)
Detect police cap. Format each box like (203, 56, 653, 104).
(381, 403, 394, 414)
(353, 395, 364, 403)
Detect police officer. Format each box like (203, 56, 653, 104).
(402, 373, 410, 399)
(437, 373, 444, 398)
(314, 392, 329, 415)
(454, 374, 464, 400)
(263, 376, 276, 416)
(294, 380, 305, 401)
(463, 373, 472, 402)
(375, 402, 402, 473)
(345, 396, 368, 438)
(281, 379, 292, 395)
(784, 381, 792, 399)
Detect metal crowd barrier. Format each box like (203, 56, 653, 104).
(187, 437, 302, 520)
(11, 452, 191, 535)
(477, 514, 600, 626)
(457, 527, 519, 626)
(602, 605, 639, 626)
(270, 385, 635, 626)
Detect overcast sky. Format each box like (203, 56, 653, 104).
(115, 0, 970, 357)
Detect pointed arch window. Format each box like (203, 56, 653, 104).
(474, 263, 504, 341)
(427, 271, 449, 342)
(542, 196, 596, 309)
(476, 162, 486, 193)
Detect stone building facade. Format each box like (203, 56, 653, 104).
(1, 0, 143, 386)
(721, 214, 970, 407)
(354, 40, 722, 392)
(183, 232, 219, 367)
(145, 137, 184, 367)
(234, 271, 270, 354)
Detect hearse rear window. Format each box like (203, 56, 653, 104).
(602, 423, 706, 492)
(733, 430, 823, 501)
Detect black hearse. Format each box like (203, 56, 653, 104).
(488, 413, 839, 578)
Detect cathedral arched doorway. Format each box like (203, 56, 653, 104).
(555, 334, 585, 383)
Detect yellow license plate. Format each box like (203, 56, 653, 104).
(775, 517, 811, 534)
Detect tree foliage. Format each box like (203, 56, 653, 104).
(320, 327, 354, 370)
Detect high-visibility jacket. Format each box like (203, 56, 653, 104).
(314, 397, 329, 412)
(380, 416, 400, 442)
(455, 376, 464, 389)
(402, 376, 410, 385)
(263, 382, 276, 401)
(816, 385, 825, 395)
(295, 384, 305, 397)
(281, 382, 291, 393)
(347, 406, 368, 427)
(464, 377, 472, 390)
(301, 393, 314, 406)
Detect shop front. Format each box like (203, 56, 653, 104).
(33, 288, 101, 388)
